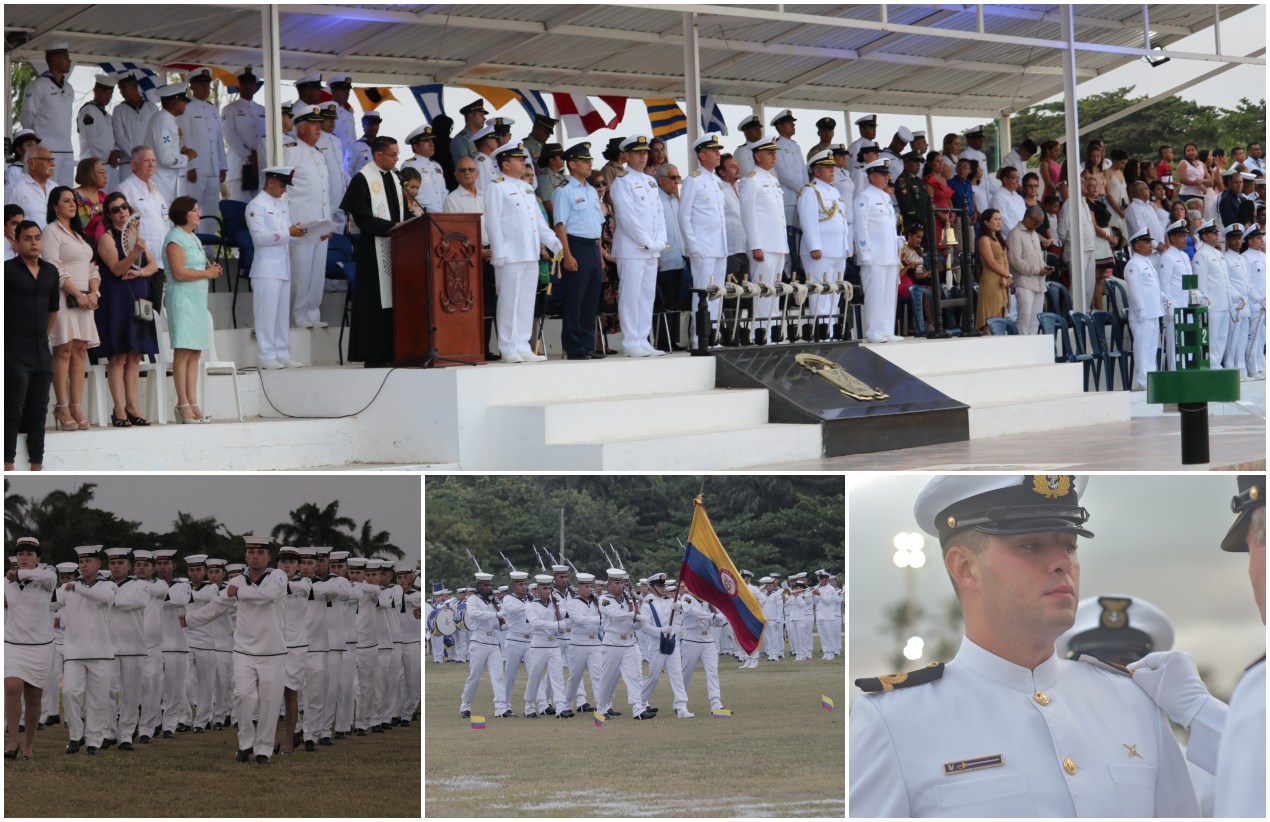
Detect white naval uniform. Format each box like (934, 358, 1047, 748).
(245, 188, 293, 363)
(159, 578, 192, 732)
(301, 577, 331, 742)
(333, 106, 357, 158)
(374, 584, 402, 727)
(42, 578, 67, 722)
(21, 72, 75, 187)
(185, 568, 287, 757)
(138, 578, 168, 736)
(525, 597, 568, 714)
(353, 581, 380, 730)
(1208, 659, 1265, 816)
(402, 153, 448, 213)
(678, 167, 729, 324)
(322, 574, 353, 730)
(854, 182, 902, 340)
(484, 174, 562, 356)
(112, 100, 158, 184)
(208, 587, 234, 724)
(563, 594, 604, 710)
(1159, 246, 1190, 370)
(846, 136, 873, 172)
(316, 131, 348, 232)
(344, 136, 373, 180)
(813, 584, 842, 658)
(774, 134, 805, 231)
(738, 167, 788, 338)
(282, 138, 332, 328)
(397, 587, 422, 721)
(176, 96, 225, 220)
(499, 594, 533, 712)
(611, 168, 667, 352)
(1242, 247, 1266, 376)
(474, 151, 496, 192)
(798, 179, 851, 324)
(785, 588, 813, 659)
(281, 575, 311, 691)
(1125, 250, 1165, 389)
(1192, 243, 1235, 368)
(58, 576, 117, 748)
(678, 593, 726, 710)
(734, 141, 755, 178)
(221, 97, 266, 202)
(145, 109, 189, 206)
(638, 595, 688, 713)
(4, 565, 56, 691)
(596, 592, 647, 716)
(459, 593, 509, 716)
(110, 576, 149, 741)
(1223, 248, 1252, 376)
(77, 102, 118, 190)
(832, 167, 855, 224)
(738, 582, 763, 668)
(849, 636, 1200, 817)
(760, 588, 785, 660)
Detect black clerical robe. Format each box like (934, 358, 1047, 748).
(341, 167, 402, 366)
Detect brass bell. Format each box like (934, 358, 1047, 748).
(941, 223, 959, 247)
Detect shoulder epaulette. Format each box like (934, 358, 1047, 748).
(493, 176, 504, 183)
(689, 170, 702, 178)
(854, 661, 944, 692)
(745, 170, 757, 178)
(284, 141, 297, 148)
(601, 597, 611, 606)
(1074, 652, 1132, 678)
(613, 169, 628, 178)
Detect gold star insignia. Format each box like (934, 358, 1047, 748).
(1123, 743, 1143, 760)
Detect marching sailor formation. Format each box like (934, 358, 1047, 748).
(431, 565, 842, 721)
(3, 538, 419, 764)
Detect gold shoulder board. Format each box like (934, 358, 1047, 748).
(854, 662, 945, 693)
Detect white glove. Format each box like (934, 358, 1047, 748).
(1127, 650, 1211, 727)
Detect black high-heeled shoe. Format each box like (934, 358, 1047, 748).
(5, 747, 18, 759)
(111, 412, 132, 428)
(125, 411, 150, 427)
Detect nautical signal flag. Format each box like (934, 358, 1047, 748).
(354, 87, 397, 112)
(678, 496, 767, 655)
(646, 98, 687, 141)
(594, 713, 607, 728)
(821, 695, 835, 711)
(711, 708, 733, 719)
(701, 95, 728, 136)
(470, 715, 486, 730)
(553, 93, 627, 139)
(409, 84, 446, 124)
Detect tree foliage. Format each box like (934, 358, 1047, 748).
(3, 481, 402, 565)
(423, 476, 844, 589)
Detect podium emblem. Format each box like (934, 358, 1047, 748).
(435, 232, 477, 313)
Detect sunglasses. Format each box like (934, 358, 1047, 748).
(457, 168, 477, 173)
(109, 204, 131, 215)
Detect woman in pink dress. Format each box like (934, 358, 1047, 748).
(1039, 140, 1062, 200)
(72, 158, 108, 244)
(44, 186, 101, 430)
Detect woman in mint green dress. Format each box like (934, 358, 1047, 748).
(163, 196, 223, 423)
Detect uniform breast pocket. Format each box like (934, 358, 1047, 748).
(1107, 763, 1156, 817)
(935, 771, 1033, 817)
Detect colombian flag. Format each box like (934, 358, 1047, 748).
(470, 715, 486, 730)
(821, 695, 834, 711)
(678, 496, 767, 654)
(594, 713, 607, 728)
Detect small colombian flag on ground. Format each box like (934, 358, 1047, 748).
(594, 713, 607, 728)
(470, 715, 486, 730)
(711, 708, 733, 719)
(821, 695, 834, 711)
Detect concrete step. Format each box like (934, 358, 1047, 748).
(967, 390, 1129, 439)
(872, 335, 1055, 375)
(597, 423, 824, 470)
(924, 362, 1086, 406)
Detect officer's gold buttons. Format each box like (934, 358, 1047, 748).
(1034, 691, 1050, 706)
(1063, 757, 1077, 775)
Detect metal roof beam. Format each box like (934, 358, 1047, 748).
(18, 5, 96, 45)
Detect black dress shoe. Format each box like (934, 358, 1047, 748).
(163, 730, 174, 739)
(47, 714, 60, 725)
(138, 735, 150, 744)
(544, 705, 556, 716)
(193, 726, 204, 734)
(390, 717, 401, 726)
(558, 710, 575, 718)
(86, 746, 98, 755)
(235, 749, 250, 763)
(380, 723, 392, 731)
(65, 740, 80, 754)
(647, 707, 659, 715)
(118, 741, 134, 751)
(101, 738, 115, 749)
(213, 722, 223, 731)
(499, 711, 515, 718)
(335, 731, 346, 739)
(355, 729, 368, 736)
(255, 755, 271, 765)
(319, 737, 333, 746)
(398, 720, 410, 728)
(461, 710, 471, 719)
(579, 703, 595, 713)
(293, 731, 303, 746)
(524, 712, 538, 719)
(304, 740, 316, 752)
(176, 724, 190, 733)
(485, 353, 501, 362)
(587, 351, 605, 360)
(371, 726, 384, 733)
(566, 352, 590, 360)
(633, 709, 657, 720)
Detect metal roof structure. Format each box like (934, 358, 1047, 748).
(4, 4, 1262, 120)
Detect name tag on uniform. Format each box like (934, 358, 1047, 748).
(576, 197, 585, 203)
(944, 754, 1004, 775)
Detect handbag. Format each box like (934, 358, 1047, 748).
(127, 281, 155, 322)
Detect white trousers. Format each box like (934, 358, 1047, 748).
(525, 646, 566, 714)
(1017, 288, 1044, 336)
(1209, 310, 1235, 370)
(494, 260, 539, 355)
(162, 651, 190, 731)
(112, 654, 144, 740)
(792, 619, 813, 658)
(763, 621, 785, 660)
(63, 658, 112, 746)
(803, 255, 847, 323)
(1224, 313, 1250, 376)
(302, 649, 327, 741)
(190, 647, 218, 728)
(748, 252, 786, 336)
(289, 237, 329, 326)
(617, 256, 659, 350)
(679, 639, 723, 710)
(1130, 317, 1161, 389)
(337, 644, 358, 730)
(689, 254, 727, 324)
(41, 643, 64, 720)
(460, 641, 508, 714)
(154, 169, 180, 208)
(597, 643, 645, 714)
(385, 645, 403, 721)
(354, 646, 378, 730)
(139, 646, 162, 734)
(501, 640, 531, 710)
(234, 652, 285, 757)
(180, 172, 221, 227)
(374, 648, 394, 725)
(861, 264, 900, 339)
(215, 650, 232, 722)
(429, 634, 445, 662)
(454, 630, 470, 662)
(563, 644, 604, 709)
(251, 278, 291, 362)
(639, 642, 688, 711)
(322, 648, 343, 734)
(1249, 309, 1267, 375)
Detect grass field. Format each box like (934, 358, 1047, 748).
(3, 721, 421, 817)
(424, 644, 845, 817)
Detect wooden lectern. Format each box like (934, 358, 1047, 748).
(389, 212, 485, 367)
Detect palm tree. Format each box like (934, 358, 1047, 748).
(271, 500, 356, 552)
(352, 518, 403, 560)
(5, 479, 32, 542)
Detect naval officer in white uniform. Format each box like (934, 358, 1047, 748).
(400, 125, 448, 213)
(1123, 227, 1165, 390)
(738, 134, 787, 345)
(854, 158, 903, 342)
(145, 83, 195, 206)
(798, 150, 851, 336)
(678, 134, 729, 331)
(282, 104, 333, 332)
(850, 475, 1201, 817)
(20, 44, 76, 187)
(247, 167, 303, 369)
(176, 68, 226, 220)
(221, 67, 267, 202)
(609, 135, 668, 357)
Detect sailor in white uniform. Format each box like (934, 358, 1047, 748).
(76, 75, 119, 190)
(1123, 227, 1166, 390)
(732, 114, 764, 178)
(176, 68, 225, 221)
(282, 104, 333, 332)
(317, 102, 350, 233)
(562, 572, 602, 715)
(637, 574, 690, 718)
(678, 134, 729, 330)
(471, 124, 500, 194)
(595, 569, 653, 720)
(343, 111, 380, 178)
(1241, 224, 1267, 378)
(850, 475, 1201, 817)
(798, 150, 851, 336)
(609, 135, 668, 356)
(459, 572, 510, 720)
(112, 70, 158, 185)
(1191, 220, 1235, 368)
(326, 74, 359, 154)
(854, 158, 903, 342)
(145, 83, 194, 205)
(770, 109, 804, 231)
(59, 545, 117, 754)
(498, 572, 531, 716)
(738, 134, 788, 344)
(221, 67, 267, 202)
(400, 125, 448, 213)
(4, 537, 56, 758)
(1158, 220, 1192, 370)
(1222, 224, 1253, 377)
(20, 44, 75, 187)
(104, 547, 148, 749)
(846, 114, 879, 172)
(524, 574, 569, 717)
(246, 167, 302, 369)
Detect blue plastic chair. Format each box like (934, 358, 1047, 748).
(1090, 310, 1128, 390)
(1100, 278, 1135, 379)
(326, 234, 358, 365)
(986, 317, 1020, 336)
(1046, 281, 1074, 324)
(908, 285, 931, 336)
(1069, 312, 1105, 391)
(229, 228, 255, 329)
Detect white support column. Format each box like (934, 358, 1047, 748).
(1060, 5, 1087, 311)
(997, 114, 1011, 166)
(1213, 6, 1222, 57)
(1142, 4, 1151, 51)
(262, 3, 283, 167)
(3, 50, 11, 135)
(683, 12, 701, 153)
(925, 113, 935, 150)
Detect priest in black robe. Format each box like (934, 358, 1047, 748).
(341, 136, 404, 367)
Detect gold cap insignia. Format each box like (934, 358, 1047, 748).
(947, 516, 957, 528)
(1099, 596, 1131, 629)
(1032, 475, 1071, 499)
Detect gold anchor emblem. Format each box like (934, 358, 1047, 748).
(1123, 743, 1143, 760)
(795, 353, 889, 401)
